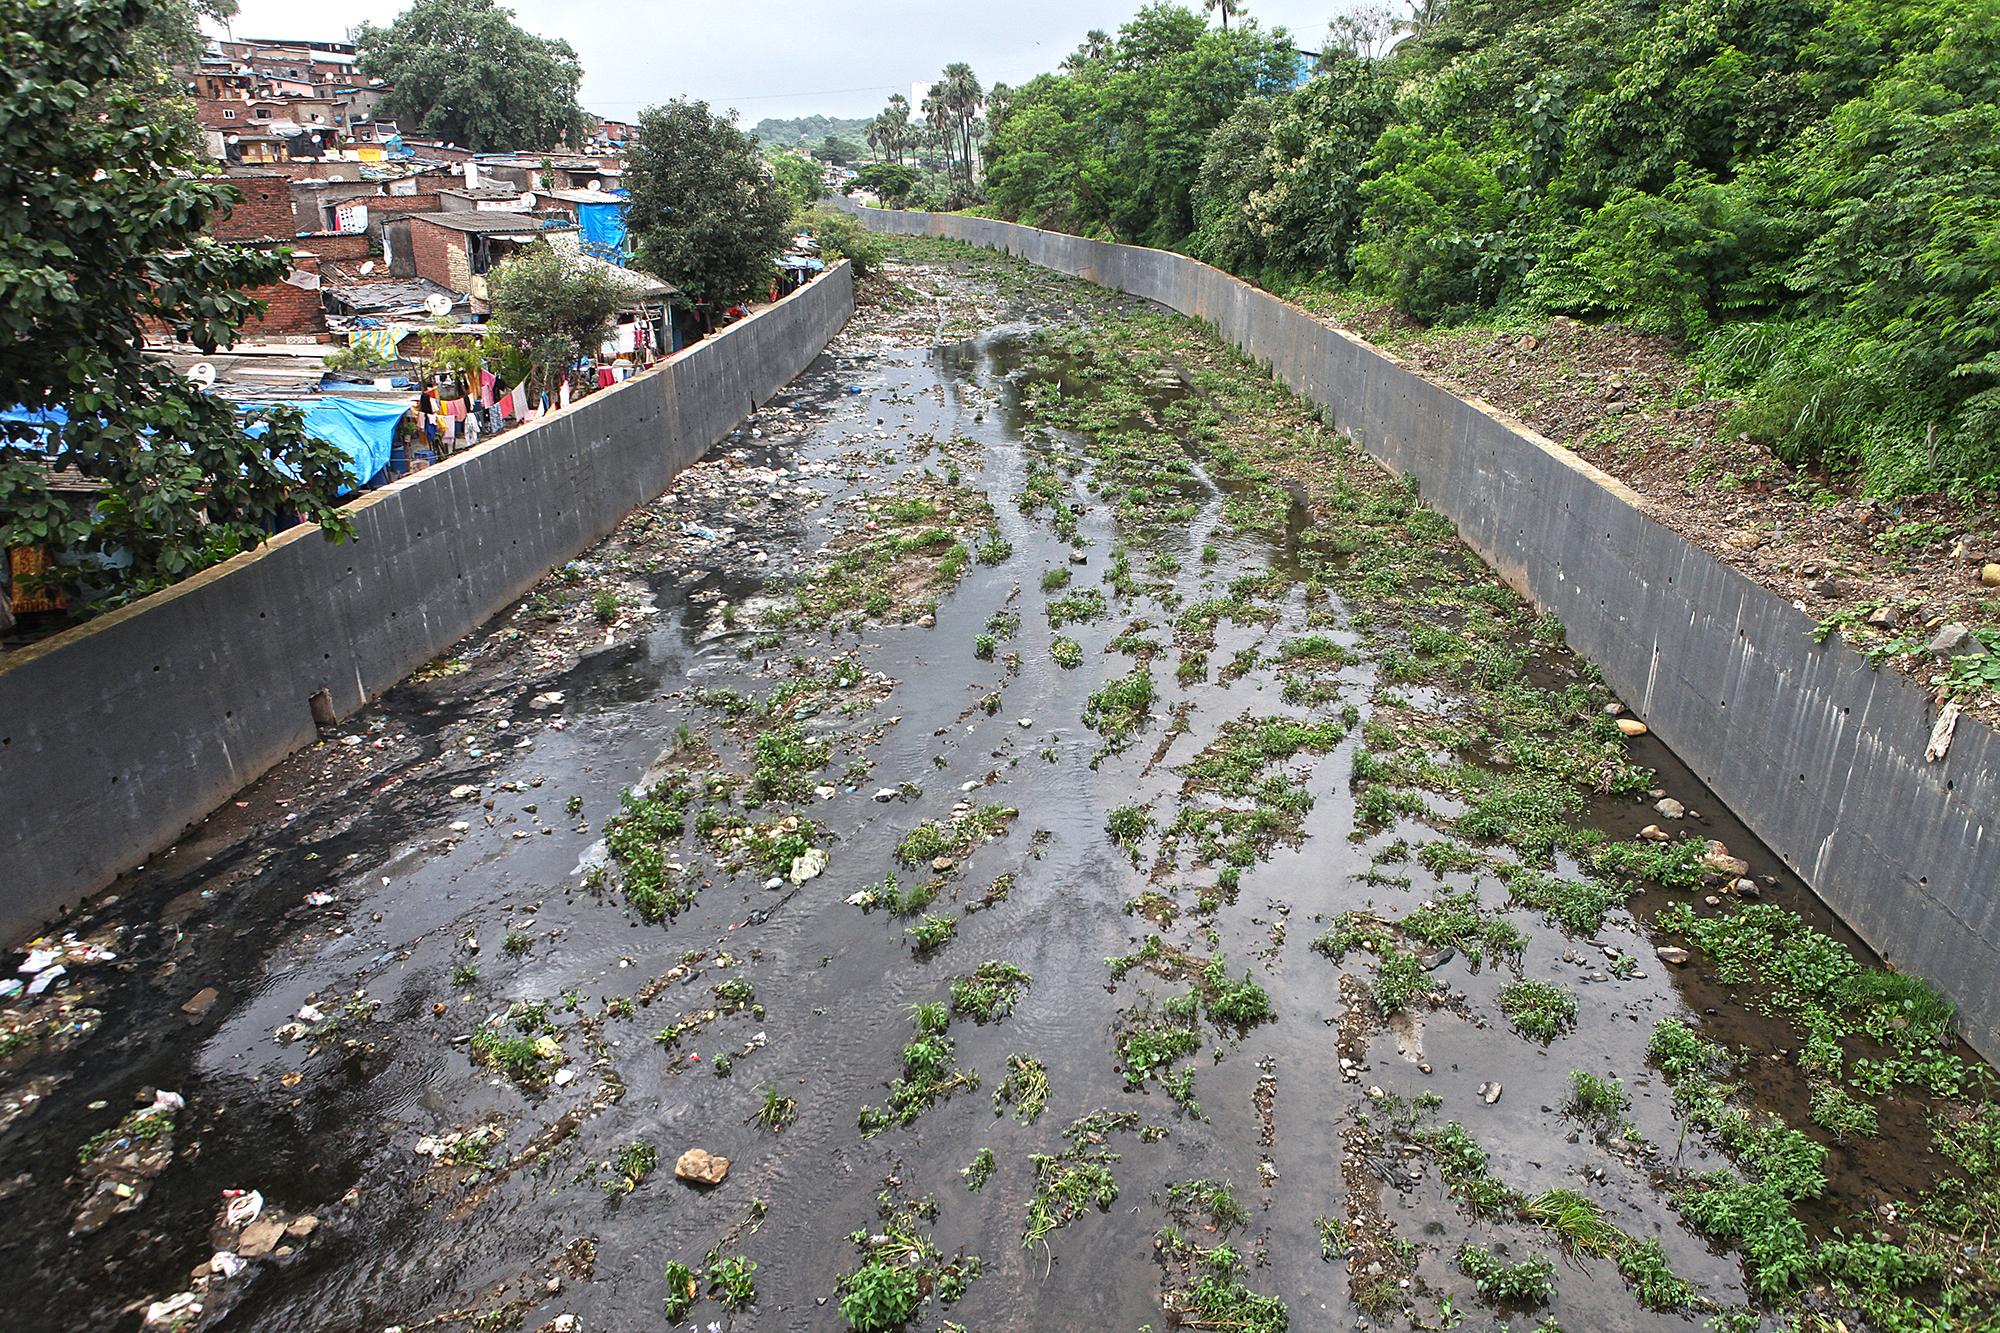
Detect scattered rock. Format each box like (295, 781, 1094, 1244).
(1702, 845, 1751, 877)
(1615, 718, 1649, 737)
(1479, 1081, 1502, 1105)
(1928, 623, 1986, 657)
(1656, 946, 1691, 966)
(674, 1148, 730, 1186)
(179, 987, 219, 1019)
(450, 785, 481, 801)
(1983, 563, 2000, 588)
(1865, 605, 1899, 630)
(1733, 878, 1762, 900)
(1806, 577, 1841, 599)
(235, 1216, 286, 1258)
(930, 856, 955, 874)
(1637, 824, 1670, 842)
(1653, 798, 1685, 820)
(872, 788, 897, 802)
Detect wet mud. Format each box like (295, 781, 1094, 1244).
(2, 246, 1994, 1333)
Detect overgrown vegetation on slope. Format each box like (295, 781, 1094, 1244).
(976, 0, 2000, 498)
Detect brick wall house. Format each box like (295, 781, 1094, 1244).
(213, 172, 296, 242)
(236, 251, 326, 339)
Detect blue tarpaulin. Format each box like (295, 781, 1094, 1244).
(5, 397, 406, 495)
(242, 397, 405, 491)
(577, 201, 629, 264)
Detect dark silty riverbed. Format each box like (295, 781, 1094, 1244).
(4, 240, 1996, 1333)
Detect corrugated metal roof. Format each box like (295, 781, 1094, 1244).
(403, 211, 576, 235)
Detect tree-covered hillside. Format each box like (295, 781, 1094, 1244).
(978, 0, 2000, 499)
(750, 114, 872, 147)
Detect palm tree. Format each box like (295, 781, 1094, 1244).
(921, 86, 951, 177)
(1203, 0, 1239, 30)
(939, 62, 984, 186)
(1063, 28, 1111, 71)
(879, 93, 913, 166)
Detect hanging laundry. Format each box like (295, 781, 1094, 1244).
(558, 380, 572, 410)
(479, 370, 496, 408)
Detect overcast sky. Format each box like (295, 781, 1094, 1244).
(214, 0, 1367, 125)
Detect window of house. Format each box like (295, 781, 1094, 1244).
(222, 109, 235, 119)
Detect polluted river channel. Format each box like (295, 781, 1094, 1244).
(5, 240, 1997, 1333)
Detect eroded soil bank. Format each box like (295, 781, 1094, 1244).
(3, 241, 1995, 1333)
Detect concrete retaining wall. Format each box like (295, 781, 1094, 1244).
(0, 263, 855, 935)
(848, 202, 2000, 1061)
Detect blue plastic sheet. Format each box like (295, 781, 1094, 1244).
(242, 397, 406, 491)
(577, 201, 629, 264)
(5, 397, 407, 495)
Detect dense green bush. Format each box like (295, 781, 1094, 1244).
(972, 0, 2000, 497)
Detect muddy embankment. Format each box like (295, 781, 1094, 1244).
(1, 245, 1994, 1333)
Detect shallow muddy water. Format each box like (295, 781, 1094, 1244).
(3, 252, 1993, 1333)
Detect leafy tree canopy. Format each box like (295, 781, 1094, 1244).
(486, 242, 633, 393)
(624, 99, 793, 317)
(768, 150, 823, 209)
(356, 0, 586, 151)
(984, 4, 1296, 245)
(847, 162, 919, 207)
(0, 0, 351, 620)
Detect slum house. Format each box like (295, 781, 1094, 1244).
(540, 189, 631, 264)
(382, 212, 580, 305)
(472, 156, 608, 193)
(321, 279, 472, 361)
(438, 185, 535, 213)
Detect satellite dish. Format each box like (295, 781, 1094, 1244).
(520, 191, 537, 208)
(188, 362, 217, 387)
(359, 260, 376, 275)
(424, 292, 453, 317)
(588, 179, 602, 191)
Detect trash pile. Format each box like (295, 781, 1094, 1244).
(138, 1186, 324, 1332)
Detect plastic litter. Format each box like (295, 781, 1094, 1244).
(209, 1251, 247, 1279)
(223, 1189, 264, 1227)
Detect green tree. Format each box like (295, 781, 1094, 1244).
(810, 135, 862, 165)
(1192, 55, 1393, 283)
(984, 4, 1296, 244)
(485, 242, 632, 393)
(768, 151, 822, 208)
(624, 99, 793, 321)
(0, 0, 352, 622)
(101, 0, 234, 146)
(796, 203, 882, 277)
(356, 0, 586, 150)
(847, 162, 919, 207)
